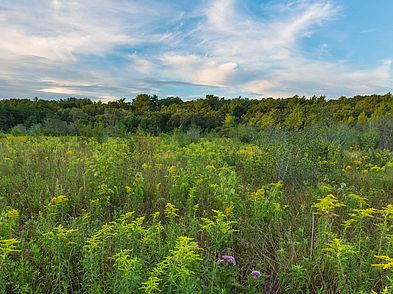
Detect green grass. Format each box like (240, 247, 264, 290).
(1, 131, 393, 293)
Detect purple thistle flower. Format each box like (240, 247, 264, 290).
(222, 255, 236, 266)
(251, 270, 262, 279)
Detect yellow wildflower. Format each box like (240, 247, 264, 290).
(372, 255, 393, 269)
(0, 238, 21, 260)
(313, 194, 346, 217)
(224, 205, 234, 217)
(49, 195, 69, 206)
(370, 166, 382, 172)
(125, 185, 132, 194)
(385, 162, 393, 168)
(164, 202, 179, 218)
(167, 165, 177, 174)
(271, 181, 284, 189)
(5, 209, 19, 220)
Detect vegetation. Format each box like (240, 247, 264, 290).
(1, 93, 393, 140)
(1, 94, 393, 292)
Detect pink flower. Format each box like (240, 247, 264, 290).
(251, 270, 262, 279)
(216, 255, 236, 266)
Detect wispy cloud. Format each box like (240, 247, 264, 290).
(180, 0, 392, 97)
(0, 0, 171, 61)
(0, 0, 391, 99)
(38, 87, 80, 95)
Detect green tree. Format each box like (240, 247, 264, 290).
(285, 106, 305, 130)
(132, 94, 158, 114)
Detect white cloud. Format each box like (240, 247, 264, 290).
(0, 0, 391, 99)
(0, 0, 180, 98)
(39, 79, 96, 87)
(198, 0, 338, 62)
(243, 80, 280, 95)
(96, 96, 119, 103)
(0, 1, 151, 62)
(38, 87, 79, 95)
(182, 0, 391, 98)
(127, 54, 156, 75)
(127, 0, 341, 96)
(159, 53, 240, 86)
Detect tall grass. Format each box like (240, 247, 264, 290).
(1, 126, 393, 293)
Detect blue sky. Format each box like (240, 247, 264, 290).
(0, 0, 392, 101)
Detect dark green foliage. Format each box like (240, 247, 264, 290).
(1, 93, 393, 136)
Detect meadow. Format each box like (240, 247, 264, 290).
(1, 125, 393, 293)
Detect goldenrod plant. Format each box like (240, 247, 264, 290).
(1, 128, 393, 292)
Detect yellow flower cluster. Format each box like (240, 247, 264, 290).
(5, 209, 19, 220)
(49, 195, 69, 206)
(313, 194, 346, 217)
(164, 202, 179, 219)
(0, 238, 21, 260)
(167, 165, 177, 174)
(372, 255, 393, 269)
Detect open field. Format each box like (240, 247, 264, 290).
(1, 0, 393, 292)
(1, 127, 393, 293)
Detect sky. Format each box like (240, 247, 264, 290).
(0, 0, 392, 101)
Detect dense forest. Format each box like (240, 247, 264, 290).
(1, 93, 393, 138)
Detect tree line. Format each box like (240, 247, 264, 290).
(1, 93, 393, 137)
